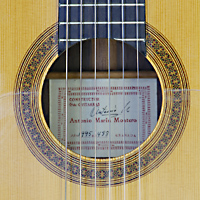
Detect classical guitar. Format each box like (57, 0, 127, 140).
(0, 0, 199, 200)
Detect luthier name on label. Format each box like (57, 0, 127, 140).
(69, 117, 137, 123)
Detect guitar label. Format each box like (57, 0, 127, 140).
(49, 79, 157, 157)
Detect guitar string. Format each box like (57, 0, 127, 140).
(121, 0, 126, 199)
(80, 0, 83, 199)
(65, 1, 69, 199)
(94, 0, 97, 199)
(107, 0, 111, 199)
(136, 0, 141, 200)
(64, 2, 143, 199)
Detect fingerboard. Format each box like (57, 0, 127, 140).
(58, 0, 146, 55)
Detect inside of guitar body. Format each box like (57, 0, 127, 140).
(42, 38, 162, 158)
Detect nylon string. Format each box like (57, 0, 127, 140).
(79, 0, 83, 199)
(94, 0, 97, 199)
(136, 0, 141, 200)
(65, 0, 69, 200)
(121, 0, 126, 199)
(65, 1, 142, 200)
(107, 0, 111, 199)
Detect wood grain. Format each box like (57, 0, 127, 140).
(146, 1, 200, 199)
(0, 0, 200, 199)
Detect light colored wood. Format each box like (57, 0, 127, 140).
(0, 0, 200, 200)
(144, 1, 200, 199)
(0, 1, 65, 200)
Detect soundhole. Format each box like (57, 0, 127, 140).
(42, 39, 162, 158)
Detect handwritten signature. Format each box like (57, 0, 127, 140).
(90, 101, 131, 117)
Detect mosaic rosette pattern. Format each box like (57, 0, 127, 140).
(14, 23, 190, 186)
